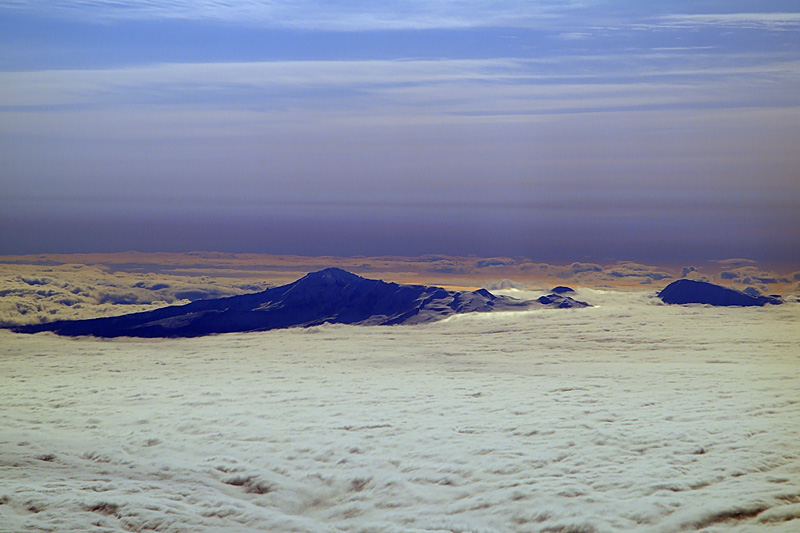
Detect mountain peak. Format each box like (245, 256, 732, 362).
(9, 269, 590, 337)
(296, 268, 367, 286)
(658, 279, 782, 306)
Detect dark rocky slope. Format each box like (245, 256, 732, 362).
(10, 268, 589, 338)
(658, 279, 782, 307)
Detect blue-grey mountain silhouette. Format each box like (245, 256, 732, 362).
(658, 279, 782, 307)
(9, 268, 589, 338)
(550, 286, 575, 294)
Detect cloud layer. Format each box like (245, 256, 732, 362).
(1, 253, 797, 325)
(7, 2, 800, 33)
(1, 3, 798, 260)
(1, 1, 584, 30)
(2, 286, 799, 530)
(657, 13, 800, 31)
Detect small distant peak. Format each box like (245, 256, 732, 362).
(658, 278, 782, 306)
(551, 285, 575, 294)
(742, 286, 761, 297)
(473, 288, 495, 299)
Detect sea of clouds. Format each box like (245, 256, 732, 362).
(1, 253, 797, 327)
(0, 262, 271, 326)
(2, 288, 799, 532)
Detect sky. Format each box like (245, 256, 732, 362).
(1, 1, 799, 263)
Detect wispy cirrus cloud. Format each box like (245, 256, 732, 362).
(0, 0, 584, 30)
(3, 54, 798, 116)
(654, 12, 800, 31)
(1, 3, 798, 261)
(0, 58, 523, 108)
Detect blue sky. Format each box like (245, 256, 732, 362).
(1, 1, 799, 262)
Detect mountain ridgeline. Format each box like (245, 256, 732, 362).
(10, 268, 589, 338)
(658, 279, 783, 307)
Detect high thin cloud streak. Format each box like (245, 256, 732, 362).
(657, 13, 800, 31)
(1, 2, 799, 261)
(6, 1, 800, 33)
(4, 55, 800, 110)
(1, 1, 582, 30)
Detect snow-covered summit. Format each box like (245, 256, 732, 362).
(296, 267, 364, 286)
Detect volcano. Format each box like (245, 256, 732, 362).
(10, 268, 589, 338)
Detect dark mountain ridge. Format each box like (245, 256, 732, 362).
(9, 268, 589, 338)
(658, 279, 783, 307)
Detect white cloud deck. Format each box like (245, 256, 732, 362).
(2, 289, 799, 531)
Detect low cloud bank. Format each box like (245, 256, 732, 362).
(0, 263, 268, 326)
